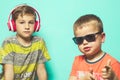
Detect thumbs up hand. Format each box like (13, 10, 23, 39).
(101, 59, 118, 80)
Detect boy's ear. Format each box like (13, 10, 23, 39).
(101, 32, 105, 43)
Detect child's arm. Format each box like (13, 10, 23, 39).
(37, 63, 47, 80)
(4, 64, 14, 80)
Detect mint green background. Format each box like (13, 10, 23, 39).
(0, 0, 120, 80)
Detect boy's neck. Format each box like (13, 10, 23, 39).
(85, 51, 105, 63)
(16, 35, 32, 47)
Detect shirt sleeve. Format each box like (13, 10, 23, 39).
(37, 38, 51, 64)
(111, 60, 120, 79)
(0, 48, 4, 64)
(70, 56, 79, 76)
(1, 40, 14, 64)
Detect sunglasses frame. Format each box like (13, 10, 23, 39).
(73, 31, 102, 45)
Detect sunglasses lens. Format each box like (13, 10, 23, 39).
(85, 34, 95, 42)
(73, 37, 83, 45)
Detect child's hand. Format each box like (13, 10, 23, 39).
(78, 69, 96, 80)
(101, 59, 116, 80)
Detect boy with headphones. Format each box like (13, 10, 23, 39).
(1, 5, 50, 80)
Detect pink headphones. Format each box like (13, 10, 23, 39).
(7, 5, 40, 32)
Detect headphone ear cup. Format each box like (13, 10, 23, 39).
(7, 19, 16, 32)
(34, 21, 40, 32)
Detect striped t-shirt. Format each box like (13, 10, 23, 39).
(1, 36, 50, 80)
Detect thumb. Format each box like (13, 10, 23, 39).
(106, 59, 111, 66)
(105, 59, 111, 71)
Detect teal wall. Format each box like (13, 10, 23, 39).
(0, 0, 120, 80)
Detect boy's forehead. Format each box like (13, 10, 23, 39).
(74, 25, 98, 36)
(16, 14, 35, 21)
(17, 13, 35, 18)
(74, 21, 99, 35)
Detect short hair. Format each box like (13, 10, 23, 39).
(12, 5, 36, 21)
(73, 14, 103, 33)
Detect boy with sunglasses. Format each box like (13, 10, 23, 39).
(69, 14, 120, 80)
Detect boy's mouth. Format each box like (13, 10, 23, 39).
(83, 47, 91, 51)
(23, 31, 31, 34)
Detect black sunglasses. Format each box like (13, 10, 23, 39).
(73, 31, 102, 45)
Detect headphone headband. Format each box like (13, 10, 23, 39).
(7, 4, 41, 32)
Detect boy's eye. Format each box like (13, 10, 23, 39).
(19, 22, 25, 24)
(29, 21, 35, 24)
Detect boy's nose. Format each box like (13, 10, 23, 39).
(25, 24, 30, 29)
(82, 39, 88, 45)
